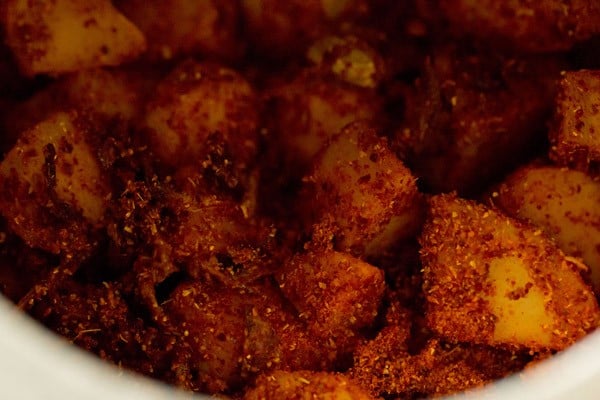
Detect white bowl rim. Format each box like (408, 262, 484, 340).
(0, 294, 599, 400)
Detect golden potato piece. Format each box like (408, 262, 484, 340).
(352, 338, 524, 399)
(421, 193, 600, 351)
(3, 68, 145, 139)
(143, 60, 258, 172)
(165, 280, 337, 393)
(427, 0, 600, 52)
(396, 43, 562, 195)
(115, 0, 243, 62)
(0, 111, 109, 253)
(164, 281, 250, 392)
(549, 70, 600, 173)
(240, 0, 369, 57)
(170, 191, 277, 285)
(244, 370, 374, 400)
(2, 0, 146, 76)
(277, 248, 385, 339)
(266, 74, 382, 172)
(495, 165, 600, 294)
(303, 122, 422, 256)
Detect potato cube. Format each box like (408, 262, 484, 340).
(549, 70, 600, 173)
(240, 0, 369, 57)
(165, 280, 339, 392)
(277, 248, 385, 336)
(396, 44, 562, 195)
(303, 121, 422, 256)
(166, 189, 279, 286)
(244, 370, 374, 400)
(430, 0, 600, 52)
(3, 68, 145, 139)
(115, 0, 243, 62)
(0, 111, 109, 253)
(421, 193, 600, 351)
(266, 75, 382, 173)
(351, 338, 523, 398)
(2, 0, 146, 76)
(495, 165, 600, 294)
(143, 60, 258, 174)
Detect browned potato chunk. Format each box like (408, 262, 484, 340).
(3, 68, 146, 139)
(2, 0, 146, 76)
(277, 248, 385, 342)
(164, 281, 250, 392)
(421, 193, 600, 351)
(115, 0, 243, 62)
(168, 191, 276, 285)
(164, 280, 337, 393)
(396, 44, 562, 195)
(302, 122, 422, 256)
(0, 111, 110, 253)
(266, 73, 383, 173)
(495, 165, 600, 294)
(549, 70, 600, 173)
(352, 338, 524, 399)
(143, 60, 258, 173)
(423, 0, 600, 52)
(244, 370, 374, 400)
(240, 0, 369, 58)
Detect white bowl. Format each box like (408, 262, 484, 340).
(0, 294, 599, 400)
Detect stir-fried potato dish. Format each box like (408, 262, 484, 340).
(1, 1, 600, 399)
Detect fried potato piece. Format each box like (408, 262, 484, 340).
(143, 60, 258, 174)
(244, 370, 374, 400)
(495, 165, 600, 294)
(265, 72, 383, 173)
(3, 68, 147, 140)
(302, 122, 422, 256)
(172, 191, 278, 285)
(115, 0, 243, 62)
(240, 0, 369, 58)
(2, 0, 146, 76)
(352, 336, 525, 399)
(421, 193, 600, 351)
(0, 111, 110, 253)
(164, 281, 249, 392)
(396, 44, 562, 195)
(422, 0, 600, 53)
(277, 248, 385, 347)
(164, 280, 337, 393)
(549, 70, 600, 173)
